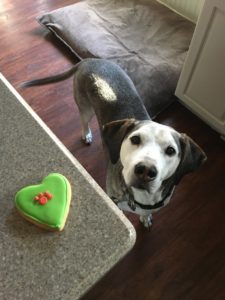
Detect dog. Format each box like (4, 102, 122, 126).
(22, 58, 207, 228)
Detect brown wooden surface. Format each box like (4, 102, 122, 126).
(1, 1, 225, 299)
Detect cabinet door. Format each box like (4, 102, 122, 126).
(176, 0, 225, 136)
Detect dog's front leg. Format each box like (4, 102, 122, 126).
(140, 214, 153, 229)
(75, 96, 94, 145)
(82, 126, 93, 145)
(80, 113, 93, 145)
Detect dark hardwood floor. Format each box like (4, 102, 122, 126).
(1, 1, 225, 299)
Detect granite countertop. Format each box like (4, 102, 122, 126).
(0, 74, 136, 300)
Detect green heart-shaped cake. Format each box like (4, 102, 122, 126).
(15, 173, 71, 231)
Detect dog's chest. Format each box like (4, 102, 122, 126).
(106, 161, 174, 216)
(117, 188, 174, 216)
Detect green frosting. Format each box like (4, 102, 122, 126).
(15, 173, 71, 230)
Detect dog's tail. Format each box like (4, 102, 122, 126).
(20, 62, 81, 88)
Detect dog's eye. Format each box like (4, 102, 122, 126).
(130, 135, 141, 145)
(165, 146, 176, 156)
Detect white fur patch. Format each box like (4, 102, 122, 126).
(93, 75, 117, 102)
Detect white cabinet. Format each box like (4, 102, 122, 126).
(176, 0, 225, 136)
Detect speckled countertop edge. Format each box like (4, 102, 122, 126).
(0, 73, 136, 239)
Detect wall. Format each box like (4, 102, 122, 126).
(157, 0, 205, 23)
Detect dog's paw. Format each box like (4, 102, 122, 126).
(82, 130, 93, 145)
(140, 214, 153, 229)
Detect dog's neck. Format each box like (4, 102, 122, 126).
(106, 160, 176, 214)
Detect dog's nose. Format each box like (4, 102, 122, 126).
(134, 163, 158, 182)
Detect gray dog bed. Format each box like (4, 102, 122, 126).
(38, 0, 194, 118)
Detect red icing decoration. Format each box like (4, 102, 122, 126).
(40, 196, 48, 205)
(44, 191, 53, 200)
(33, 191, 53, 205)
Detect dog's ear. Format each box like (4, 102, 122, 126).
(102, 118, 137, 164)
(174, 134, 207, 184)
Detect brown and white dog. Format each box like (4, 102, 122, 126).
(22, 58, 207, 228)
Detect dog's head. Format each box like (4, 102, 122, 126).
(103, 119, 206, 193)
